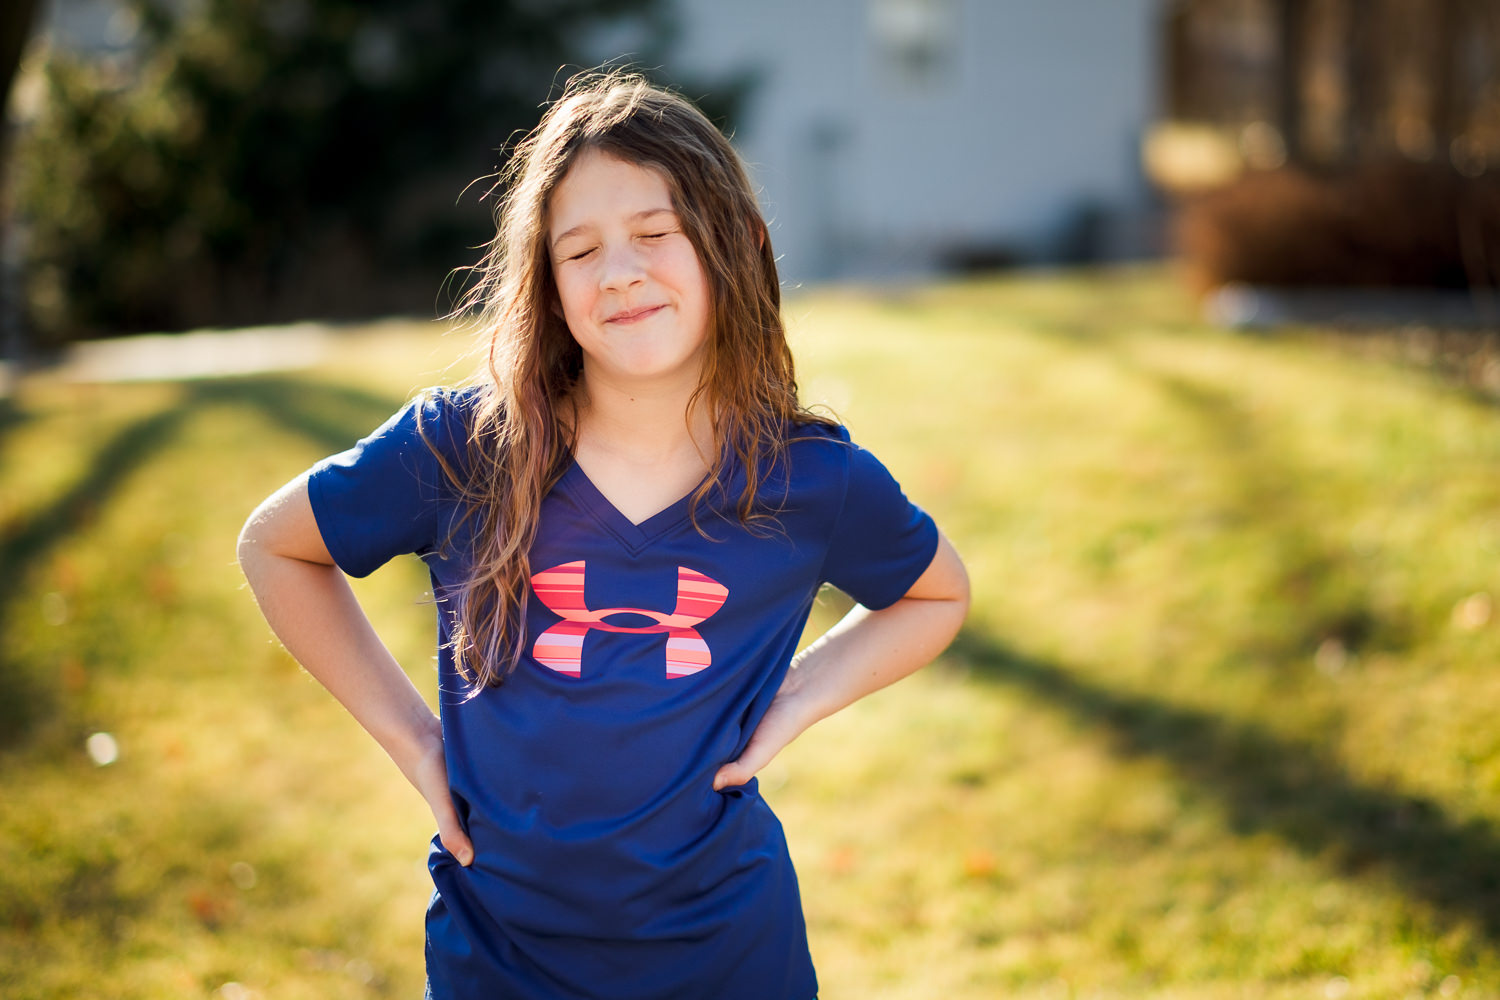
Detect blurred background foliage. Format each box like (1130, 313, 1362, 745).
(8, 0, 696, 344)
(1152, 0, 1500, 297)
(6, 0, 1500, 348)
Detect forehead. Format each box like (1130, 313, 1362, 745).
(547, 149, 675, 236)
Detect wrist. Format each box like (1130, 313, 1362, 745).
(382, 708, 444, 775)
(779, 657, 837, 732)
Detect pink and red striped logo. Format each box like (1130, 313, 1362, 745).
(529, 561, 729, 679)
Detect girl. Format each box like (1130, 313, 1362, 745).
(238, 71, 969, 1000)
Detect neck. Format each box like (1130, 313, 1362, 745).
(572, 367, 714, 463)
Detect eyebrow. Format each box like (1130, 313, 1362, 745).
(550, 207, 678, 249)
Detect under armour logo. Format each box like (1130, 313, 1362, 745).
(530, 561, 729, 679)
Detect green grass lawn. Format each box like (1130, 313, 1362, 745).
(3, 269, 1499, 998)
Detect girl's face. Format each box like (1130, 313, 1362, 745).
(547, 149, 712, 393)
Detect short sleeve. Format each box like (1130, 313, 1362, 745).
(306, 394, 459, 578)
(820, 432, 939, 610)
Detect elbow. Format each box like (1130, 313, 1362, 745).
(236, 486, 292, 574)
(933, 540, 972, 647)
(235, 477, 333, 576)
(931, 533, 972, 618)
(897, 531, 972, 632)
(953, 564, 972, 622)
(944, 562, 972, 639)
(235, 506, 267, 575)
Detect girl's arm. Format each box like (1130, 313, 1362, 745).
(712, 531, 970, 790)
(237, 477, 474, 866)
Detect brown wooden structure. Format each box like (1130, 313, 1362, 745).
(1162, 0, 1499, 174)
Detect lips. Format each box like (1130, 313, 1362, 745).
(604, 304, 666, 325)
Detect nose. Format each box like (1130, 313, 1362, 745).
(598, 240, 645, 292)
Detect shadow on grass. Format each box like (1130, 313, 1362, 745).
(951, 627, 1500, 945)
(1109, 352, 1413, 671)
(0, 395, 31, 447)
(0, 376, 403, 750)
(206, 376, 409, 454)
(0, 403, 195, 746)
(1010, 321, 1407, 678)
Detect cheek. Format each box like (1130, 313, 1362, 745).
(545, 268, 561, 318)
(552, 271, 590, 322)
(675, 253, 712, 311)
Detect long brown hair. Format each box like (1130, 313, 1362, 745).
(427, 69, 832, 690)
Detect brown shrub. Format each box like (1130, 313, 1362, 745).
(1174, 162, 1500, 294)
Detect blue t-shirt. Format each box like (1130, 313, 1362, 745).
(307, 389, 938, 1000)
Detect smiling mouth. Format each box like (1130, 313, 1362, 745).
(605, 304, 666, 325)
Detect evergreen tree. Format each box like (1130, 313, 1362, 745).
(14, 0, 676, 341)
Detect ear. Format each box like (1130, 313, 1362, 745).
(752, 216, 767, 252)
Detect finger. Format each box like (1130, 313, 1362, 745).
(439, 826, 473, 866)
(430, 798, 474, 866)
(713, 742, 772, 791)
(439, 827, 474, 867)
(713, 761, 750, 791)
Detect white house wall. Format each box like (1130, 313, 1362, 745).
(667, 0, 1161, 282)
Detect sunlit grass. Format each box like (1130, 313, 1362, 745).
(3, 269, 1500, 998)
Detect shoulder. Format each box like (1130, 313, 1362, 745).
(782, 418, 922, 512)
(786, 419, 907, 483)
(410, 384, 489, 464)
(769, 419, 860, 510)
(414, 384, 487, 432)
(785, 418, 852, 448)
(783, 418, 857, 475)
(312, 384, 489, 489)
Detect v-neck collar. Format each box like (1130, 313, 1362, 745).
(557, 459, 715, 555)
